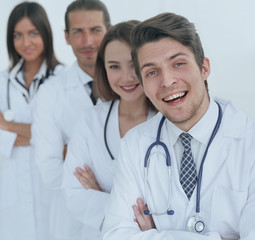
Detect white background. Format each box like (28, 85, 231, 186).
(1, 0, 254, 119)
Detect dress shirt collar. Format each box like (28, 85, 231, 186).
(76, 61, 93, 85)
(166, 98, 219, 146)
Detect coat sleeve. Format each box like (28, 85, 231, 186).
(0, 129, 17, 157)
(0, 71, 17, 157)
(33, 81, 64, 189)
(239, 123, 255, 240)
(62, 123, 109, 229)
(102, 137, 226, 240)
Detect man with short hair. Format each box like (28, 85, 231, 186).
(102, 12, 255, 240)
(33, 1, 111, 239)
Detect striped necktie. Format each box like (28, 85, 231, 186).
(179, 133, 197, 200)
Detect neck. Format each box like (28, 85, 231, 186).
(176, 96, 210, 132)
(118, 95, 149, 138)
(78, 62, 95, 78)
(24, 57, 43, 73)
(119, 96, 148, 118)
(24, 57, 44, 88)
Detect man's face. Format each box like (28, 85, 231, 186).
(138, 38, 210, 131)
(65, 10, 107, 75)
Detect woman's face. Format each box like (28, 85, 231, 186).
(13, 17, 44, 63)
(104, 40, 145, 103)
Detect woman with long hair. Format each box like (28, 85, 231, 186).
(0, 2, 63, 240)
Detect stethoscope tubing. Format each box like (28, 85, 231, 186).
(195, 101, 222, 213)
(104, 100, 115, 160)
(6, 68, 51, 111)
(144, 100, 223, 218)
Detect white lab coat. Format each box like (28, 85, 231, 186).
(0, 60, 63, 240)
(62, 100, 156, 239)
(62, 101, 120, 236)
(33, 61, 95, 240)
(102, 97, 255, 240)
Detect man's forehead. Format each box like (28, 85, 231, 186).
(68, 9, 105, 27)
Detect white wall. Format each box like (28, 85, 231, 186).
(1, 0, 254, 119)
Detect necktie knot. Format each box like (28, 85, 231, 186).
(179, 133, 192, 151)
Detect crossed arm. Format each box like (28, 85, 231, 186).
(0, 112, 31, 146)
(74, 165, 155, 231)
(75, 163, 238, 240)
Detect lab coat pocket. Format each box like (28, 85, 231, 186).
(0, 159, 17, 209)
(211, 185, 247, 237)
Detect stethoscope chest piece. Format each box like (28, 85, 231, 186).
(3, 109, 15, 122)
(110, 159, 118, 174)
(187, 215, 205, 233)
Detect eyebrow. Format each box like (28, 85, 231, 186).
(92, 25, 103, 29)
(71, 25, 103, 31)
(140, 51, 188, 72)
(106, 60, 119, 64)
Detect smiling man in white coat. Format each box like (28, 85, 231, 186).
(102, 12, 255, 240)
(33, 1, 110, 240)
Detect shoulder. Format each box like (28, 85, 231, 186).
(0, 69, 9, 82)
(83, 100, 113, 124)
(0, 70, 8, 97)
(124, 112, 163, 143)
(53, 64, 66, 75)
(215, 97, 255, 138)
(71, 101, 112, 139)
(39, 64, 72, 93)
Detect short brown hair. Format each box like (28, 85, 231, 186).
(65, 0, 111, 33)
(131, 12, 208, 90)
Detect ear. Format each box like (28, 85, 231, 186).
(201, 57, 210, 81)
(65, 30, 70, 45)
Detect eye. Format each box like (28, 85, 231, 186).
(73, 29, 81, 35)
(175, 62, 185, 67)
(30, 31, 39, 37)
(109, 65, 120, 69)
(14, 33, 22, 39)
(92, 28, 101, 33)
(146, 70, 157, 77)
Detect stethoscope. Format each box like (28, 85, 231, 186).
(144, 101, 222, 234)
(3, 69, 50, 122)
(104, 100, 117, 173)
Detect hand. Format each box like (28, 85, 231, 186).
(132, 198, 155, 231)
(74, 165, 102, 191)
(0, 112, 8, 130)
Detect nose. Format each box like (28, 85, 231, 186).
(160, 68, 177, 88)
(23, 35, 31, 47)
(124, 66, 137, 83)
(82, 32, 93, 46)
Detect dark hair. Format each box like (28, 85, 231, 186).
(131, 12, 208, 90)
(65, 0, 111, 33)
(7, 1, 60, 71)
(94, 20, 156, 111)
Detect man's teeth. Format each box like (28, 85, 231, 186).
(122, 85, 137, 90)
(164, 92, 185, 101)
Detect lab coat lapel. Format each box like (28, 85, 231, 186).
(197, 99, 246, 195)
(198, 133, 228, 195)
